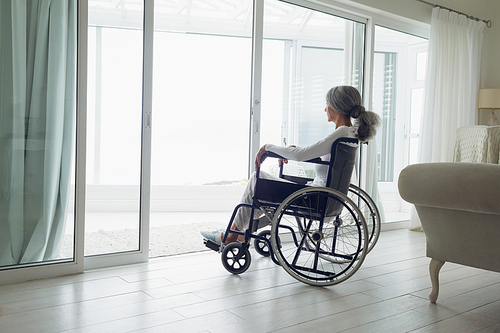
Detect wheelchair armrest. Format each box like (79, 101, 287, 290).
(261, 152, 328, 165)
(259, 151, 328, 181)
(281, 175, 313, 185)
(278, 157, 327, 182)
(304, 157, 329, 165)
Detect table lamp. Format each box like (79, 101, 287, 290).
(478, 89, 500, 126)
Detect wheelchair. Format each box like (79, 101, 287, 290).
(203, 137, 381, 286)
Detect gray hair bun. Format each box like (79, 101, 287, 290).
(355, 110, 381, 142)
(350, 105, 365, 118)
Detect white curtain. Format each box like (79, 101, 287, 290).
(409, 7, 486, 231)
(367, 139, 385, 223)
(0, 0, 76, 265)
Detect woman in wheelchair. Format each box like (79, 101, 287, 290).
(202, 85, 380, 247)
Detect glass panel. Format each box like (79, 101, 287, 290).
(260, 0, 365, 178)
(416, 52, 427, 81)
(409, 138, 420, 165)
(373, 25, 428, 223)
(260, 39, 287, 149)
(150, 0, 252, 257)
(410, 88, 423, 133)
(372, 51, 396, 182)
(86, 1, 143, 256)
(0, 1, 77, 268)
(373, 26, 427, 184)
(296, 46, 344, 146)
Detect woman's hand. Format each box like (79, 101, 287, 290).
(279, 145, 296, 167)
(254, 145, 267, 170)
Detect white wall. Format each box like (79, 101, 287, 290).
(480, 0, 500, 124)
(482, 0, 500, 88)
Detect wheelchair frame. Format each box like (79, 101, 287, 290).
(204, 137, 381, 286)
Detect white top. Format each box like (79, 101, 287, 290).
(265, 126, 357, 186)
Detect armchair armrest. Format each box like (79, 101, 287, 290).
(398, 162, 500, 215)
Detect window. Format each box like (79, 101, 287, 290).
(373, 25, 428, 222)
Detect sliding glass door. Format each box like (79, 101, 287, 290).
(147, 0, 367, 257)
(85, 0, 144, 257)
(150, 0, 252, 257)
(0, 1, 77, 271)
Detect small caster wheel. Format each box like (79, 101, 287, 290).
(221, 243, 251, 274)
(254, 230, 272, 257)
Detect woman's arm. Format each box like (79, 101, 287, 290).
(265, 126, 354, 162)
(254, 145, 296, 169)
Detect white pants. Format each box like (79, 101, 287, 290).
(234, 170, 294, 231)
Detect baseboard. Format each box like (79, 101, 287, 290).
(381, 220, 409, 231)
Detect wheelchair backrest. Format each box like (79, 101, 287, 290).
(325, 137, 359, 216)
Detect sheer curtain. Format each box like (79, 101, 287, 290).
(0, 0, 76, 266)
(367, 140, 385, 222)
(409, 7, 486, 231)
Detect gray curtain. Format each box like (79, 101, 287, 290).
(0, 0, 76, 266)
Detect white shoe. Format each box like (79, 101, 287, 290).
(200, 230, 224, 245)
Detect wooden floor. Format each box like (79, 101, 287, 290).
(1, 229, 500, 333)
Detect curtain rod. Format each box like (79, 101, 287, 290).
(415, 0, 492, 28)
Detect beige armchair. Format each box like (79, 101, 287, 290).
(398, 162, 500, 303)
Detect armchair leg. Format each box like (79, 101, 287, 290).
(429, 258, 445, 303)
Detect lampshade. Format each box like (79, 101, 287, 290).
(478, 89, 500, 109)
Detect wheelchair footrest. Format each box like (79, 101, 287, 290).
(204, 239, 222, 252)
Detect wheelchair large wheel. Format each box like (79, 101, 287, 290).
(270, 187, 368, 286)
(348, 184, 381, 254)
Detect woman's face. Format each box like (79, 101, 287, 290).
(325, 104, 338, 123)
